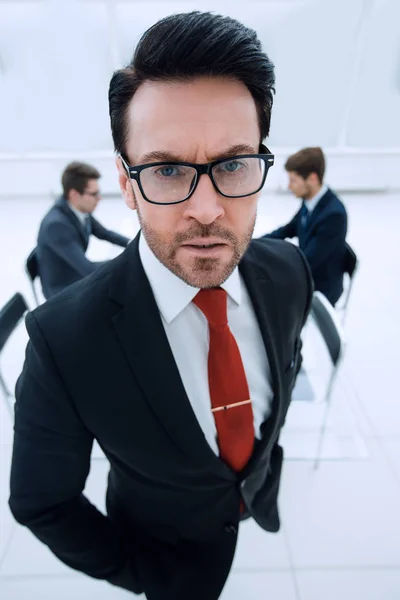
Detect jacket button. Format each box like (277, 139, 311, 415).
(224, 524, 238, 535)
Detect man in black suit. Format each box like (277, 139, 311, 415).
(9, 12, 313, 600)
(266, 147, 347, 305)
(36, 161, 130, 299)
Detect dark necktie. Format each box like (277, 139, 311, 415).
(193, 288, 255, 472)
(301, 204, 310, 228)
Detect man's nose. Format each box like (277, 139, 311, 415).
(183, 174, 224, 224)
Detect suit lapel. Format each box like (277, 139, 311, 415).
(109, 236, 234, 481)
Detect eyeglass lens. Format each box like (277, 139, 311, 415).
(139, 157, 267, 203)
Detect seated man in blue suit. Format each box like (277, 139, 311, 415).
(265, 147, 347, 305)
(37, 162, 130, 299)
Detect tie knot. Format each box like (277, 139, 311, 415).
(193, 288, 228, 328)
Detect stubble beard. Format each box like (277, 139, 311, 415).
(137, 205, 256, 288)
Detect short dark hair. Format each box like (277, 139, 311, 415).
(109, 11, 275, 156)
(61, 162, 101, 197)
(285, 147, 326, 184)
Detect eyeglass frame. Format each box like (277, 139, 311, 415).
(118, 144, 274, 206)
(83, 189, 101, 199)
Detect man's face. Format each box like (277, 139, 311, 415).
(117, 76, 262, 288)
(74, 179, 101, 213)
(287, 171, 310, 199)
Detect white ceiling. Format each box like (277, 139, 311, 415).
(0, 0, 398, 155)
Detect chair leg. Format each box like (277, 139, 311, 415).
(314, 365, 340, 469)
(340, 281, 354, 326)
(340, 297, 349, 325)
(0, 370, 14, 417)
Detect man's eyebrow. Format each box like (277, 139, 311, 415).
(208, 144, 258, 161)
(137, 150, 184, 164)
(136, 144, 258, 165)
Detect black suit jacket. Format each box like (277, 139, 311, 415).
(36, 196, 130, 299)
(9, 235, 312, 600)
(267, 188, 347, 305)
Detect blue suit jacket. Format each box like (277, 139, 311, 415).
(37, 196, 130, 299)
(266, 188, 347, 305)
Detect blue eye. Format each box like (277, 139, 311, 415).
(157, 166, 180, 177)
(219, 160, 243, 173)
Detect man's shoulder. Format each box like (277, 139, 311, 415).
(30, 257, 118, 338)
(248, 236, 307, 274)
(247, 237, 311, 292)
(325, 188, 347, 216)
(38, 202, 71, 236)
(246, 237, 313, 326)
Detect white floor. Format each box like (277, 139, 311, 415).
(1, 191, 400, 599)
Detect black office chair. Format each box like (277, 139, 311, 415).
(340, 242, 358, 324)
(25, 248, 40, 306)
(0, 293, 29, 416)
(310, 291, 345, 469)
(0, 292, 29, 415)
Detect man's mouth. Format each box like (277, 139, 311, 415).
(181, 240, 228, 256)
(189, 243, 222, 248)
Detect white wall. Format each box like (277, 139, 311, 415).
(0, 0, 399, 196)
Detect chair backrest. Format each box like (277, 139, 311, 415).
(26, 248, 39, 282)
(310, 291, 345, 366)
(0, 293, 29, 355)
(343, 242, 358, 278)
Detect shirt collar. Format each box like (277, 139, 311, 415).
(139, 233, 242, 324)
(305, 184, 328, 213)
(67, 201, 87, 225)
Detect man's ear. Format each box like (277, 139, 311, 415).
(116, 157, 137, 210)
(68, 188, 79, 205)
(307, 172, 320, 187)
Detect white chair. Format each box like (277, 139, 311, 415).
(339, 242, 358, 324)
(310, 291, 346, 468)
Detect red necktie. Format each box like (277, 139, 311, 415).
(193, 288, 255, 472)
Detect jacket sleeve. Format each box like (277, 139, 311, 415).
(46, 221, 107, 277)
(91, 217, 130, 248)
(262, 209, 301, 240)
(9, 312, 141, 594)
(302, 213, 347, 271)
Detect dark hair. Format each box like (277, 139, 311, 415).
(285, 147, 326, 184)
(109, 11, 275, 156)
(61, 162, 101, 197)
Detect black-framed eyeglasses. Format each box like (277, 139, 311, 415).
(119, 144, 274, 205)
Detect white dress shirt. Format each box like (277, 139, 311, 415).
(67, 201, 87, 225)
(139, 235, 273, 455)
(305, 184, 328, 214)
